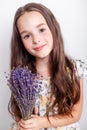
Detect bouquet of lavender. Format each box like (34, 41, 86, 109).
(7, 66, 42, 120)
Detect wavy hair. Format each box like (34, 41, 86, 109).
(8, 2, 80, 121)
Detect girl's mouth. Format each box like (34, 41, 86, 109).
(34, 44, 46, 51)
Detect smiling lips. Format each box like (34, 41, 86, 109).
(34, 44, 46, 51)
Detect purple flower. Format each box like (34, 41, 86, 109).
(7, 66, 42, 120)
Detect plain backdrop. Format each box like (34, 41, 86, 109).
(0, 0, 87, 130)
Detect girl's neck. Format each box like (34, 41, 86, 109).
(36, 57, 50, 78)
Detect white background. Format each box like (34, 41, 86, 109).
(0, 0, 87, 130)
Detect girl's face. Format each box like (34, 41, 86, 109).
(17, 11, 53, 60)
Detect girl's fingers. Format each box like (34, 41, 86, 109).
(33, 106, 39, 115)
(19, 121, 34, 129)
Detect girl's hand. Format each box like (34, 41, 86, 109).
(18, 115, 44, 130)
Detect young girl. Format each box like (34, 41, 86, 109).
(9, 2, 87, 130)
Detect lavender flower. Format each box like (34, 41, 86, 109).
(7, 66, 42, 120)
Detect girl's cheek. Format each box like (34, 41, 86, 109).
(44, 32, 53, 41)
(23, 41, 30, 48)
(22, 42, 31, 52)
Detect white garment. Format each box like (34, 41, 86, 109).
(9, 59, 87, 130)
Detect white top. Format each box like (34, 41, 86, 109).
(10, 59, 87, 130)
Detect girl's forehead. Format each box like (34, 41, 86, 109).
(18, 11, 46, 23)
(18, 11, 46, 24)
(17, 11, 47, 32)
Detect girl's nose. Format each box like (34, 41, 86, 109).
(33, 35, 41, 44)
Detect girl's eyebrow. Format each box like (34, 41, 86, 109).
(20, 23, 46, 35)
(36, 23, 46, 28)
(20, 30, 29, 35)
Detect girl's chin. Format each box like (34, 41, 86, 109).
(36, 55, 50, 60)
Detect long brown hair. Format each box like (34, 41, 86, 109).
(8, 2, 80, 121)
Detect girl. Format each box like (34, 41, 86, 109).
(9, 2, 87, 130)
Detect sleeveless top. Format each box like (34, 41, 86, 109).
(10, 59, 87, 130)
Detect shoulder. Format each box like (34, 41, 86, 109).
(71, 59, 87, 78)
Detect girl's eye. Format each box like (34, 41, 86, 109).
(23, 34, 30, 39)
(39, 28, 45, 32)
